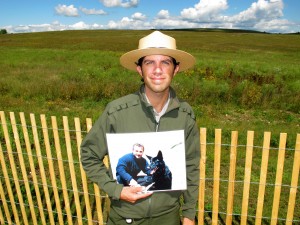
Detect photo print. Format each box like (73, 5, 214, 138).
(106, 130, 186, 192)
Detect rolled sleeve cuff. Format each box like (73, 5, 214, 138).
(181, 208, 197, 221)
(111, 183, 124, 200)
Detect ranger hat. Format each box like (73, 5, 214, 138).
(120, 31, 195, 72)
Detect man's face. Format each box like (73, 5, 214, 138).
(136, 55, 179, 95)
(132, 146, 144, 158)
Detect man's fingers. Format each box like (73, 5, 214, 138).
(120, 186, 153, 203)
(134, 190, 153, 200)
(128, 190, 152, 203)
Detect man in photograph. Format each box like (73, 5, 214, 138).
(116, 143, 153, 186)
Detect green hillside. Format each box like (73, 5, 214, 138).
(0, 29, 299, 145)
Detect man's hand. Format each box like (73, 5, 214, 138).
(120, 186, 153, 203)
(182, 217, 195, 225)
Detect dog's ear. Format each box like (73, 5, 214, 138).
(146, 155, 152, 160)
(157, 150, 163, 160)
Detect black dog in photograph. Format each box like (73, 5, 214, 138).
(137, 150, 172, 190)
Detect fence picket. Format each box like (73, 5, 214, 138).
(286, 134, 300, 225)
(212, 129, 222, 225)
(75, 117, 94, 225)
(0, 177, 8, 224)
(0, 111, 23, 224)
(255, 132, 271, 225)
(0, 143, 13, 224)
(30, 113, 56, 225)
(226, 131, 238, 225)
(241, 130, 254, 225)
(0, 202, 3, 225)
(10, 112, 38, 225)
(51, 116, 73, 225)
(63, 116, 83, 224)
(20, 112, 47, 225)
(86, 118, 106, 223)
(40, 114, 64, 224)
(271, 133, 287, 225)
(198, 128, 206, 225)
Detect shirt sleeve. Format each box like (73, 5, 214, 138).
(116, 155, 133, 184)
(80, 109, 123, 200)
(181, 119, 200, 220)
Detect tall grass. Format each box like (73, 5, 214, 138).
(0, 29, 299, 145)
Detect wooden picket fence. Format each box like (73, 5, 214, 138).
(0, 111, 299, 225)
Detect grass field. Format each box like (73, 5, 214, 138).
(0, 29, 300, 223)
(0, 29, 299, 146)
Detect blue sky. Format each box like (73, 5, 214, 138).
(1, 0, 299, 33)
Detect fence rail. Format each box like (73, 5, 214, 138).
(0, 111, 299, 224)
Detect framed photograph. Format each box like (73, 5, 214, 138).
(106, 130, 186, 192)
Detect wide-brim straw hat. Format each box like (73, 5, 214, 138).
(120, 31, 195, 72)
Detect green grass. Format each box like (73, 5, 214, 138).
(1, 29, 299, 146)
(0, 29, 299, 142)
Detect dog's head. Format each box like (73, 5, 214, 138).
(148, 150, 166, 176)
(145, 150, 172, 190)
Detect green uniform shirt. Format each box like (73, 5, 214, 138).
(81, 84, 200, 220)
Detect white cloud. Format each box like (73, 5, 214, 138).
(5, 21, 67, 33)
(55, 4, 79, 17)
(107, 16, 152, 29)
(181, 0, 228, 21)
(229, 0, 284, 26)
(4, 0, 298, 33)
(157, 10, 170, 19)
(131, 12, 146, 20)
(254, 18, 295, 33)
(153, 18, 199, 29)
(177, 0, 293, 33)
(80, 7, 107, 15)
(4, 21, 104, 33)
(99, 0, 139, 8)
(91, 23, 104, 29)
(69, 21, 90, 29)
(223, 0, 291, 33)
(106, 12, 148, 29)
